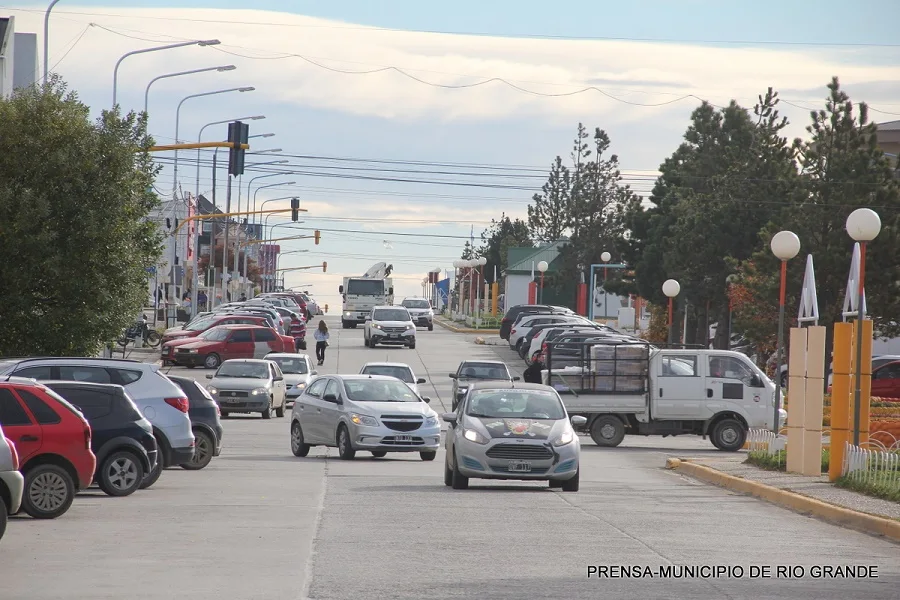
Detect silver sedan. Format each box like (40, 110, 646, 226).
(290, 375, 440, 461)
(205, 359, 287, 419)
(443, 382, 586, 491)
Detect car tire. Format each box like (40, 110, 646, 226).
(408, 340, 416, 349)
(140, 451, 163, 489)
(371, 451, 387, 458)
(420, 451, 436, 461)
(561, 469, 579, 492)
(342, 321, 350, 329)
(450, 452, 468, 490)
(262, 399, 273, 420)
(21, 464, 75, 519)
(204, 353, 221, 369)
(98, 450, 144, 497)
(186, 365, 196, 369)
(291, 421, 311, 457)
(548, 479, 563, 489)
(275, 400, 285, 418)
(590, 415, 626, 447)
(181, 429, 214, 470)
(428, 323, 433, 331)
(711, 418, 747, 452)
(0, 496, 7, 540)
(369, 338, 377, 348)
(337, 425, 356, 460)
(350, 323, 357, 329)
(443, 456, 453, 486)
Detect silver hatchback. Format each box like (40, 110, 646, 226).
(443, 382, 586, 491)
(290, 375, 440, 461)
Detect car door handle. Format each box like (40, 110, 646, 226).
(706, 388, 713, 398)
(20, 435, 39, 442)
(658, 388, 663, 397)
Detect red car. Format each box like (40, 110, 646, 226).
(872, 361, 900, 399)
(0, 378, 96, 519)
(161, 314, 271, 363)
(170, 325, 296, 369)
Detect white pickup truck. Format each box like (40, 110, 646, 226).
(542, 341, 786, 451)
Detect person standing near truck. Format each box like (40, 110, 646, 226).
(314, 321, 330, 366)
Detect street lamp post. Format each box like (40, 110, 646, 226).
(257, 191, 297, 291)
(600, 251, 611, 318)
(475, 256, 487, 317)
(43, 0, 61, 83)
(770, 230, 801, 434)
(112, 39, 221, 107)
(537, 260, 548, 305)
(846, 208, 881, 445)
(232, 151, 284, 289)
(191, 115, 266, 314)
(662, 279, 680, 345)
(144, 65, 236, 116)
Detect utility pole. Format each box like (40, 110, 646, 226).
(222, 175, 232, 305)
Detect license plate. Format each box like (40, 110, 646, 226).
(508, 461, 532, 472)
(225, 398, 240, 403)
(395, 435, 412, 442)
(389, 334, 399, 338)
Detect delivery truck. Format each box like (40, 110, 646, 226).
(542, 340, 786, 451)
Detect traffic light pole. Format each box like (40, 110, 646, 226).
(220, 174, 232, 307)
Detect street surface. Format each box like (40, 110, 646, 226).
(1, 318, 897, 599)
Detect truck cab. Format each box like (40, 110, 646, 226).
(544, 341, 786, 451)
(340, 278, 394, 328)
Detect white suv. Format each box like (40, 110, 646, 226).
(364, 306, 417, 349)
(0, 424, 24, 541)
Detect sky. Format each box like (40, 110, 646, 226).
(5, 1, 900, 311)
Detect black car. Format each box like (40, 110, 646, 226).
(519, 323, 609, 360)
(499, 304, 574, 340)
(168, 375, 224, 470)
(43, 381, 157, 497)
(449, 360, 519, 411)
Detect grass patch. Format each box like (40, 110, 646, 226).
(835, 473, 900, 503)
(746, 448, 830, 473)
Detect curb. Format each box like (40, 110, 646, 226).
(665, 458, 900, 542)
(434, 319, 500, 335)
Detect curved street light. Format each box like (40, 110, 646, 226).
(770, 230, 800, 434)
(113, 39, 221, 107)
(662, 279, 680, 344)
(43, 0, 62, 82)
(144, 65, 236, 115)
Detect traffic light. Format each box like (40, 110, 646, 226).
(314, 230, 320, 245)
(290, 197, 299, 221)
(322, 262, 327, 273)
(228, 120, 250, 176)
(324, 304, 328, 313)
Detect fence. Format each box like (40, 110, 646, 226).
(841, 439, 900, 498)
(747, 428, 788, 468)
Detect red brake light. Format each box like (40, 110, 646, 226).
(511, 329, 516, 335)
(165, 396, 190, 413)
(6, 437, 18, 470)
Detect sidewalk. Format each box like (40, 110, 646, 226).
(667, 454, 900, 541)
(434, 316, 500, 335)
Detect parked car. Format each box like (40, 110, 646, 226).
(215, 305, 286, 334)
(442, 382, 584, 491)
(260, 292, 312, 321)
(499, 304, 575, 340)
(0, 423, 24, 541)
(271, 307, 308, 350)
(169, 325, 296, 369)
(42, 381, 157, 497)
(0, 379, 96, 518)
(400, 298, 434, 331)
(509, 314, 590, 353)
(265, 353, 316, 405)
(205, 359, 287, 419)
(364, 306, 416, 349)
(524, 324, 611, 363)
(290, 375, 440, 460)
(359, 362, 426, 396)
(449, 360, 518, 410)
(160, 313, 272, 362)
(167, 376, 224, 470)
(0, 358, 192, 491)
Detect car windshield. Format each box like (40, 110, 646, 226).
(457, 363, 509, 380)
(216, 363, 269, 379)
(343, 379, 420, 402)
(402, 300, 430, 309)
(185, 317, 216, 331)
(198, 327, 230, 341)
(271, 357, 308, 374)
(347, 279, 385, 296)
(361, 365, 414, 383)
(373, 309, 410, 322)
(467, 390, 566, 420)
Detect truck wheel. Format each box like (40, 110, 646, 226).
(342, 320, 350, 329)
(711, 419, 746, 452)
(590, 416, 625, 447)
(350, 323, 358, 329)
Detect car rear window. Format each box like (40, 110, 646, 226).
(58, 365, 112, 384)
(51, 387, 113, 419)
(39, 387, 90, 420)
(113, 369, 142, 384)
(16, 389, 62, 424)
(0, 388, 32, 426)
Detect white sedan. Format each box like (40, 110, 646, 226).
(359, 362, 426, 396)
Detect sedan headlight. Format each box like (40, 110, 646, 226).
(553, 430, 576, 447)
(207, 386, 218, 395)
(463, 428, 489, 444)
(187, 349, 199, 353)
(350, 413, 378, 426)
(295, 383, 306, 391)
(251, 387, 268, 396)
(424, 415, 438, 427)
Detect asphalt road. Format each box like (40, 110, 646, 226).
(1, 317, 897, 599)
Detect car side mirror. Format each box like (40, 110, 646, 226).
(338, 285, 344, 293)
(274, 375, 283, 381)
(365, 316, 372, 321)
(449, 373, 457, 379)
(512, 376, 521, 381)
(571, 415, 587, 427)
(442, 413, 457, 424)
(311, 370, 318, 375)
(422, 397, 431, 403)
(389, 287, 394, 295)
(323, 393, 337, 402)
(416, 378, 426, 384)
(205, 374, 213, 379)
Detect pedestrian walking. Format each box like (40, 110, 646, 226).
(314, 321, 330, 366)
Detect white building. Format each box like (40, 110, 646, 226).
(0, 16, 39, 99)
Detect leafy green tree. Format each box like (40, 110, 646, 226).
(477, 213, 532, 288)
(0, 77, 162, 355)
(460, 241, 476, 260)
(733, 78, 900, 356)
